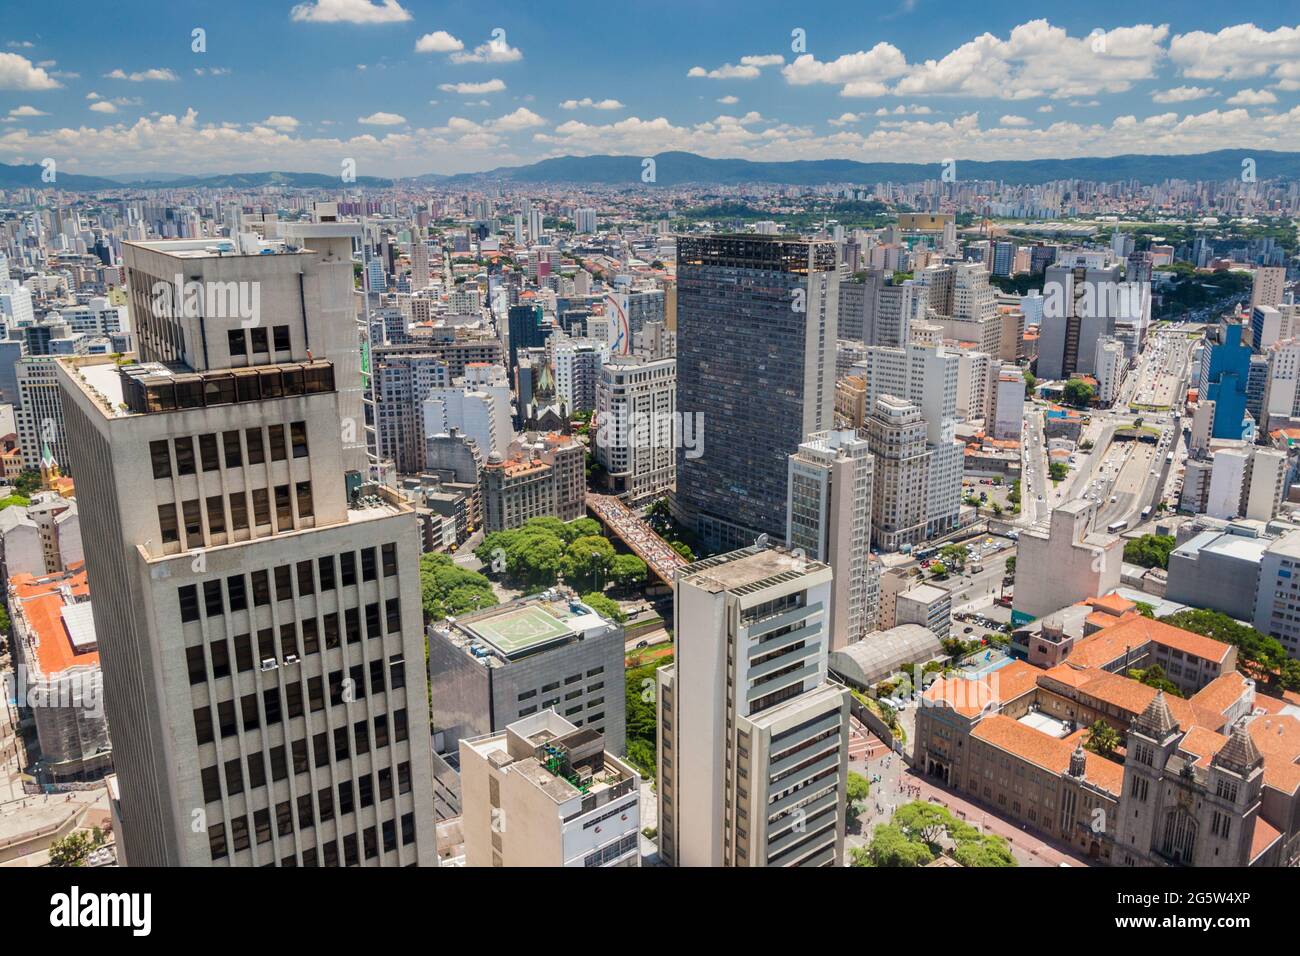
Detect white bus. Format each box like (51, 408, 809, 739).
(1107, 519, 1129, 534)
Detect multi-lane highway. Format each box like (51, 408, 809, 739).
(1022, 326, 1198, 534)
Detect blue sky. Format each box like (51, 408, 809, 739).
(1, 0, 1299, 177)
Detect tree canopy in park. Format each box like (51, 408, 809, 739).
(419, 553, 497, 620)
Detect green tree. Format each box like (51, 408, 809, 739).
(1062, 379, 1095, 408)
(1134, 601, 1156, 619)
(1023, 370, 1037, 398)
(894, 801, 963, 849)
(419, 553, 497, 620)
(564, 535, 615, 589)
(953, 834, 1017, 867)
(1127, 664, 1182, 697)
(846, 771, 871, 823)
(1124, 534, 1175, 569)
(519, 516, 572, 543)
(1004, 556, 1016, 577)
(566, 517, 603, 540)
(1161, 608, 1296, 690)
(1049, 461, 1069, 482)
(609, 554, 648, 589)
(670, 540, 695, 561)
(1085, 719, 1121, 757)
(624, 654, 673, 777)
(939, 544, 968, 570)
(48, 831, 93, 867)
(581, 591, 626, 624)
(929, 561, 948, 579)
(506, 532, 567, 587)
(13, 469, 41, 496)
(853, 824, 935, 868)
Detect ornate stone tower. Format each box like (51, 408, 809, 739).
(1114, 692, 1182, 865)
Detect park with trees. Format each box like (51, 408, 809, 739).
(850, 801, 1016, 868)
(474, 516, 648, 595)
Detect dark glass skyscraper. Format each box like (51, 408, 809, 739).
(674, 235, 839, 552)
(507, 303, 546, 383)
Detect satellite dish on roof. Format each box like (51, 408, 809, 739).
(755, 533, 770, 549)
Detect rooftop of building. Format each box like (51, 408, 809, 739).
(9, 563, 97, 677)
(125, 236, 311, 259)
(433, 589, 618, 666)
(1175, 529, 1271, 563)
(899, 582, 949, 604)
(829, 624, 942, 688)
(971, 715, 1125, 796)
(679, 545, 829, 596)
(922, 659, 1040, 718)
(463, 711, 637, 808)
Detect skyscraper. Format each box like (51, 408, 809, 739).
(656, 546, 850, 867)
(675, 236, 838, 551)
(786, 429, 875, 649)
(853, 341, 962, 539)
(55, 226, 437, 867)
(864, 395, 931, 552)
(507, 303, 547, 386)
(409, 237, 430, 291)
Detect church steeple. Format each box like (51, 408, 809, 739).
(1069, 741, 1087, 778)
(1133, 691, 1178, 738)
(39, 442, 61, 488)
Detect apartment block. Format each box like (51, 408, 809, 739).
(675, 236, 838, 551)
(460, 710, 640, 867)
(865, 395, 931, 552)
(8, 563, 111, 780)
(657, 546, 850, 867)
(594, 355, 676, 505)
(786, 429, 874, 650)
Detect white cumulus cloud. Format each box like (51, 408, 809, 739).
(290, 0, 411, 24)
(415, 30, 463, 53)
(440, 79, 506, 95)
(0, 53, 61, 90)
(358, 111, 406, 125)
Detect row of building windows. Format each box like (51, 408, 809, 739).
(209, 807, 417, 864)
(193, 671, 407, 744)
(150, 422, 309, 480)
(177, 545, 399, 623)
(159, 482, 314, 545)
(201, 719, 410, 805)
(186, 603, 407, 683)
(228, 324, 292, 360)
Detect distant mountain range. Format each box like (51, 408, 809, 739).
(0, 163, 393, 190)
(3, 149, 1297, 191)
(437, 149, 1300, 187)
